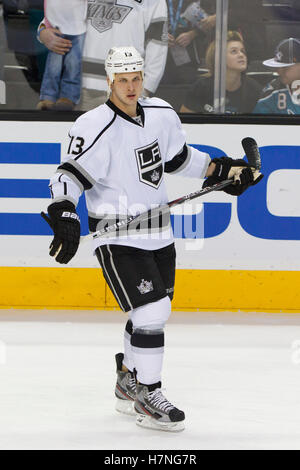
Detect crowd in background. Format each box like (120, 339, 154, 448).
(1, 0, 300, 115)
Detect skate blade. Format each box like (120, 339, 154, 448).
(136, 413, 185, 432)
(115, 398, 135, 416)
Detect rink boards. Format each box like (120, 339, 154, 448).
(0, 119, 300, 311)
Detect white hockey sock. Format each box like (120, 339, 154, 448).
(131, 329, 164, 384)
(130, 296, 171, 385)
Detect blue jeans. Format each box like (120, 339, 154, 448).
(40, 32, 85, 104)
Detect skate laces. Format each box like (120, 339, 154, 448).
(147, 388, 175, 413)
(126, 372, 136, 391)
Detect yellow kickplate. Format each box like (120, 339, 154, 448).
(0, 267, 300, 312)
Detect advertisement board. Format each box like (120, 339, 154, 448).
(0, 120, 299, 310)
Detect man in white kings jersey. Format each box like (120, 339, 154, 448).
(39, 0, 168, 110)
(43, 47, 262, 432)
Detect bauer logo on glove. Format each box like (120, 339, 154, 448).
(61, 211, 80, 222)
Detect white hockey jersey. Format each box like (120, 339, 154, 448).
(49, 97, 211, 251)
(83, 0, 168, 93)
(44, 0, 87, 35)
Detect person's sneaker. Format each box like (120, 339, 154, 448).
(36, 99, 55, 110)
(134, 382, 185, 432)
(115, 352, 136, 416)
(55, 97, 75, 110)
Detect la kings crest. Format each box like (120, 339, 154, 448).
(88, 0, 132, 33)
(135, 140, 163, 189)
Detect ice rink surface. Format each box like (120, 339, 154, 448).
(0, 309, 300, 450)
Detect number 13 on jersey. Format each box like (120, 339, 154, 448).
(68, 136, 85, 156)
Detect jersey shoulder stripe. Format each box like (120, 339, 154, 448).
(143, 105, 174, 110)
(139, 96, 174, 110)
(74, 112, 117, 161)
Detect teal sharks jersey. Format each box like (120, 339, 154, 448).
(254, 78, 300, 115)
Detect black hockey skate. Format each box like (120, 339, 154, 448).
(115, 353, 136, 416)
(134, 382, 185, 432)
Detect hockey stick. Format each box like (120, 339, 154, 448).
(40, 173, 233, 242)
(81, 177, 234, 243)
(41, 138, 261, 242)
(82, 137, 262, 242)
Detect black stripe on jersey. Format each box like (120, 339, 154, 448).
(106, 100, 145, 127)
(88, 215, 111, 232)
(145, 20, 168, 44)
(73, 113, 117, 161)
(164, 144, 189, 173)
(58, 162, 93, 190)
(142, 105, 174, 110)
(88, 213, 170, 234)
(88, 215, 129, 233)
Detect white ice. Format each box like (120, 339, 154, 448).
(0, 310, 300, 450)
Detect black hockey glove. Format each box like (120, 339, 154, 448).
(41, 201, 80, 264)
(203, 157, 263, 196)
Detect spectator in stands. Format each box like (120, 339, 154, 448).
(160, 1, 211, 86)
(37, 0, 87, 110)
(253, 37, 300, 114)
(39, 0, 168, 111)
(180, 31, 262, 114)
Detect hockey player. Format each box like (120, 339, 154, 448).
(253, 38, 300, 115)
(43, 46, 262, 432)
